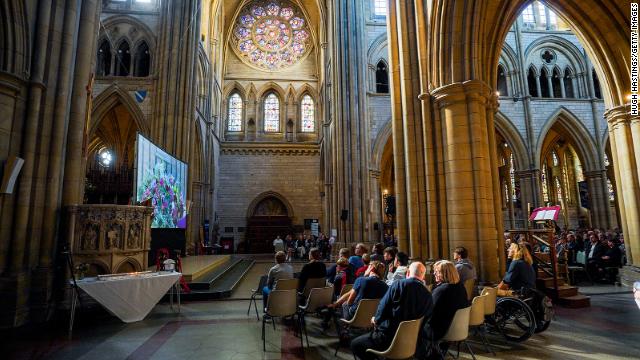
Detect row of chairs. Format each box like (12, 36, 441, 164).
(358, 287, 498, 360)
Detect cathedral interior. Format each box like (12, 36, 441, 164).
(1, 0, 639, 359)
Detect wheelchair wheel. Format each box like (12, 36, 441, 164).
(535, 319, 551, 333)
(494, 297, 536, 342)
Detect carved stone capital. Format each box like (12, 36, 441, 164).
(430, 80, 494, 109)
(604, 104, 639, 130)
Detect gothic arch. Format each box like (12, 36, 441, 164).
(90, 85, 150, 137)
(367, 33, 388, 64)
(371, 118, 393, 169)
(0, 0, 29, 74)
(256, 82, 287, 100)
(296, 83, 318, 101)
(246, 191, 294, 219)
(100, 14, 157, 49)
(494, 112, 528, 171)
(536, 107, 598, 171)
(524, 35, 589, 75)
(223, 81, 247, 99)
(114, 257, 142, 273)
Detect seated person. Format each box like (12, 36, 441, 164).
(424, 260, 469, 348)
(386, 251, 409, 285)
(351, 262, 432, 360)
(370, 242, 385, 262)
(595, 238, 622, 281)
(297, 247, 327, 294)
(498, 243, 535, 291)
(262, 251, 294, 309)
(333, 257, 355, 298)
(327, 248, 354, 283)
(355, 253, 371, 277)
(383, 246, 397, 278)
(328, 261, 388, 321)
(349, 243, 368, 268)
(453, 246, 476, 283)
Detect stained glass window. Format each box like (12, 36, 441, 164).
(552, 151, 559, 166)
(300, 95, 314, 132)
(607, 179, 615, 202)
(509, 153, 517, 201)
(232, 1, 311, 71)
(522, 5, 535, 24)
(555, 178, 563, 202)
(264, 93, 280, 132)
(374, 0, 387, 16)
(604, 153, 610, 167)
(541, 165, 549, 203)
(227, 93, 243, 132)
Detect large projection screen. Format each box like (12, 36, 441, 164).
(136, 133, 188, 228)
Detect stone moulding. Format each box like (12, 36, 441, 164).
(221, 143, 320, 156)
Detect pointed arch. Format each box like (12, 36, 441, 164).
(371, 118, 393, 169)
(494, 112, 528, 171)
(223, 81, 247, 99)
(133, 40, 151, 77)
(536, 107, 598, 172)
(256, 82, 287, 100)
(90, 85, 150, 137)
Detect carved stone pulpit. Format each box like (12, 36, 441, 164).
(67, 205, 154, 275)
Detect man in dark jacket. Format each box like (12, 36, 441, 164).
(351, 262, 432, 360)
(297, 248, 326, 293)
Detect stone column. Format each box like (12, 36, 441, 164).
(535, 75, 542, 97)
(516, 169, 541, 220)
(605, 105, 640, 277)
(431, 81, 502, 281)
(584, 170, 610, 228)
(369, 169, 383, 243)
(559, 76, 566, 98)
(546, 73, 553, 98)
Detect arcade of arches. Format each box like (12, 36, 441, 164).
(0, 0, 638, 335)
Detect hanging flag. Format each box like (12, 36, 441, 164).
(134, 90, 147, 103)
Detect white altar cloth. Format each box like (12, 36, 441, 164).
(76, 272, 181, 323)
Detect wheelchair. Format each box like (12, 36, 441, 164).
(491, 287, 553, 342)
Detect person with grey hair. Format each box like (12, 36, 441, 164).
(351, 262, 432, 360)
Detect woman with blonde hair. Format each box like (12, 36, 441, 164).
(498, 242, 536, 291)
(425, 260, 469, 344)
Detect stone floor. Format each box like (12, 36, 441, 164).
(4, 265, 640, 360)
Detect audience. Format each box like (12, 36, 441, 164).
(386, 252, 409, 285)
(423, 260, 469, 353)
(452, 246, 476, 283)
(586, 233, 606, 279)
(351, 262, 432, 360)
(262, 251, 293, 309)
(370, 243, 385, 262)
(383, 246, 397, 278)
(327, 248, 355, 283)
(498, 243, 535, 291)
(328, 260, 388, 321)
(297, 248, 326, 293)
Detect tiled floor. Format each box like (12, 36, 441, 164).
(4, 270, 640, 360)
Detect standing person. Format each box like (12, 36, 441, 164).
(285, 234, 294, 262)
(296, 233, 306, 259)
(453, 247, 476, 283)
(297, 248, 326, 294)
(262, 251, 294, 309)
(351, 262, 433, 360)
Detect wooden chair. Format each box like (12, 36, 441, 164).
(439, 307, 476, 360)
(365, 317, 424, 359)
(247, 274, 268, 320)
(334, 298, 380, 356)
(262, 290, 300, 351)
(298, 286, 334, 347)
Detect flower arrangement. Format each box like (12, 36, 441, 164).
(137, 162, 186, 228)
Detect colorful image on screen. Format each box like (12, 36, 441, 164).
(136, 134, 188, 228)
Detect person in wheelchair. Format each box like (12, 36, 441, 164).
(498, 242, 536, 292)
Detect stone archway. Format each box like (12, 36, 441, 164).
(245, 192, 294, 253)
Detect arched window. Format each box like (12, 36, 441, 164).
(115, 41, 131, 76)
(592, 68, 602, 99)
(527, 67, 538, 97)
(604, 153, 610, 167)
(300, 95, 315, 132)
(552, 151, 559, 166)
(497, 65, 508, 96)
(555, 177, 563, 202)
(509, 153, 517, 201)
(227, 93, 243, 132)
(552, 67, 562, 98)
(564, 68, 575, 98)
(376, 60, 389, 93)
(133, 41, 150, 77)
(541, 164, 549, 203)
(607, 179, 615, 202)
(540, 67, 551, 98)
(96, 39, 111, 76)
(264, 93, 280, 132)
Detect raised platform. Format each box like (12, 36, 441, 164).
(149, 255, 230, 282)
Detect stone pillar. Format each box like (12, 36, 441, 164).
(584, 170, 610, 228)
(605, 105, 640, 273)
(546, 73, 553, 98)
(369, 169, 382, 243)
(559, 76, 566, 98)
(535, 75, 542, 97)
(431, 81, 502, 281)
(516, 169, 541, 219)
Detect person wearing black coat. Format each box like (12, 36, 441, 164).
(297, 248, 327, 293)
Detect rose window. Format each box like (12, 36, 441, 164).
(232, 1, 312, 71)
